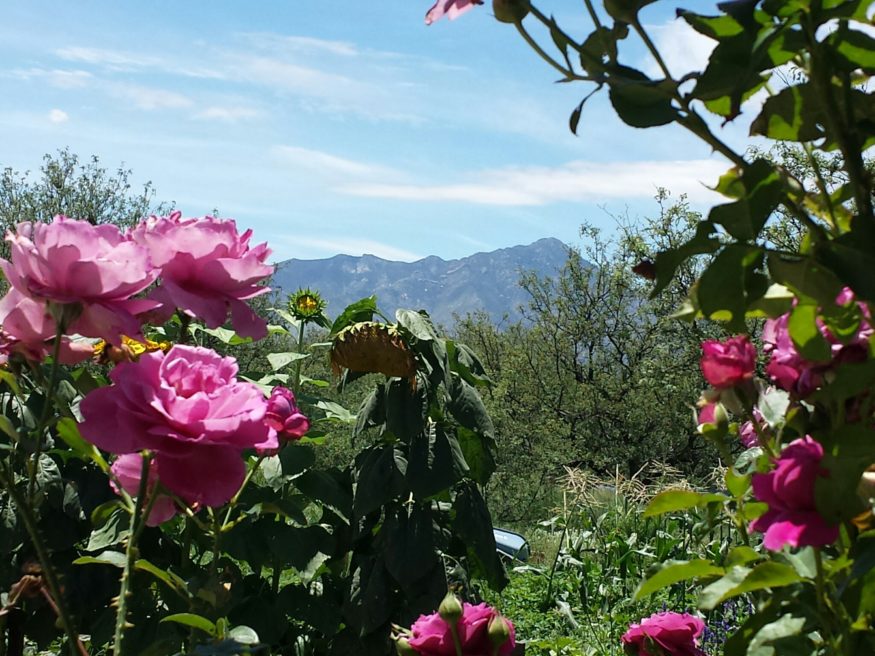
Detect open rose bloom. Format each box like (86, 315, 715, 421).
(750, 436, 838, 551)
(130, 212, 273, 339)
(0, 216, 159, 345)
(80, 345, 278, 507)
(621, 612, 706, 656)
(700, 335, 756, 390)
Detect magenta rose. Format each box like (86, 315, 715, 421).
(408, 602, 515, 656)
(80, 345, 278, 507)
(425, 0, 482, 24)
(621, 612, 706, 656)
(700, 335, 756, 389)
(265, 387, 310, 441)
(130, 212, 273, 340)
(0, 216, 159, 342)
(750, 436, 838, 551)
(111, 454, 179, 526)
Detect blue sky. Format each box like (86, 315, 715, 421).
(0, 1, 742, 263)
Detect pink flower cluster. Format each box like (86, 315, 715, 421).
(763, 289, 872, 398)
(750, 436, 838, 551)
(621, 612, 706, 656)
(80, 345, 280, 513)
(406, 602, 515, 656)
(0, 213, 273, 363)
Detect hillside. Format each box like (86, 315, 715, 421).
(272, 237, 573, 327)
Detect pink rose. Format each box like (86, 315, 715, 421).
(0, 216, 159, 342)
(80, 345, 278, 507)
(621, 612, 706, 656)
(130, 212, 273, 340)
(0, 289, 93, 363)
(750, 436, 838, 551)
(700, 335, 756, 389)
(739, 408, 765, 448)
(425, 0, 482, 24)
(111, 454, 179, 526)
(265, 387, 310, 441)
(408, 602, 515, 656)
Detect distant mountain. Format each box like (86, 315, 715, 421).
(272, 237, 573, 327)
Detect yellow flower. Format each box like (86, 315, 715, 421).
(94, 335, 171, 364)
(289, 288, 327, 321)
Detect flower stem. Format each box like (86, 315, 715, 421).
(113, 451, 154, 656)
(28, 326, 64, 502)
(293, 320, 306, 395)
(449, 622, 464, 656)
(0, 462, 83, 656)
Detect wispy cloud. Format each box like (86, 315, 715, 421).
(8, 67, 92, 88)
(55, 45, 224, 79)
(194, 105, 261, 122)
(276, 235, 422, 262)
(107, 83, 193, 110)
(272, 145, 399, 179)
(341, 159, 728, 206)
(243, 33, 360, 57)
(644, 19, 715, 78)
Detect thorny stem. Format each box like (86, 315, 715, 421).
(113, 451, 155, 656)
(0, 463, 83, 656)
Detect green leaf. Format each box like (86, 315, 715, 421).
(354, 445, 406, 517)
(829, 24, 875, 73)
(0, 369, 22, 395)
(316, 400, 356, 424)
(725, 546, 763, 567)
(642, 489, 727, 517)
(161, 613, 217, 636)
(651, 220, 721, 296)
(73, 551, 127, 568)
(0, 415, 19, 443)
(396, 309, 439, 342)
(634, 559, 724, 600)
(767, 254, 843, 305)
(453, 482, 508, 590)
(697, 244, 768, 329)
(708, 159, 782, 241)
(135, 559, 190, 598)
(447, 376, 495, 442)
(279, 443, 315, 478)
(758, 387, 790, 428)
(750, 84, 824, 141)
(700, 562, 801, 610)
(788, 302, 831, 361)
(456, 426, 495, 486)
(384, 379, 426, 440)
(353, 384, 386, 440)
(383, 504, 438, 588)
(266, 352, 308, 372)
(56, 417, 108, 469)
(294, 469, 352, 524)
(86, 504, 131, 551)
(607, 68, 677, 128)
(725, 470, 751, 498)
(329, 296, 379, 337)
(679, 10, 744, 40)
(407, 425, 467, 496)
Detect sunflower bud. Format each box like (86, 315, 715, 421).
(438, 591, 463, 624)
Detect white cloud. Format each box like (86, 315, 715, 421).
(341, 159, 729, 206)
(244, 33, 360, 57)
(48, 108, 68, 124)
(277, 236, 422, 262)
(55, 46, 223, 79)
(645, 19, 715, 78)
(9, 67, 92, 88)
(194, 105, 261, 122)
(272, 145, 399, 179)
(109, 84, 193, 110)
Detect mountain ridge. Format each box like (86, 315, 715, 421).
(272, 237, 573, 327)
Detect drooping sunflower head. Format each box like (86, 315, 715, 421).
(289, 288, 328, 322)
(330, 321, 417, 384)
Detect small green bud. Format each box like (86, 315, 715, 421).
(395, 637, 417, 656)
(487, 613, 511, 647)
(492, 0, 529, 24)
(438, 591, 463, 624)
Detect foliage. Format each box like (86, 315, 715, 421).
(0, 207, 505, 656)
(455, 194, 722, 525)
(455, 0, 875, 653)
